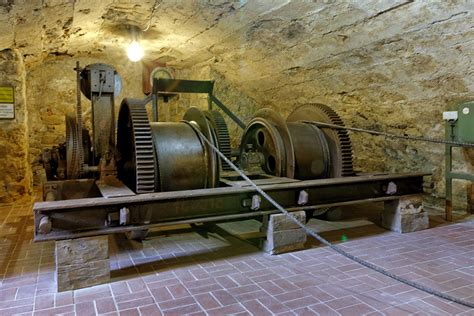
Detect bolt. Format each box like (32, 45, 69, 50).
(38, 216, 52, 234)
(251, 195, 261, 210)
(120, 207, 130, 225)
(386, 182, 397, 195)
(298, 190, 309, 206)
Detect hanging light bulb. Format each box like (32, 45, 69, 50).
(126, 25, 144, 62)
(127, 40, 144, 62)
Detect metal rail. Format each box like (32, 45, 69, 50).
(34, 173, 426, 241)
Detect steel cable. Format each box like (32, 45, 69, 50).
(304, 121, 474, 148)
(189, 124, 474, 309)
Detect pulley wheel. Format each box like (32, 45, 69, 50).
(240, 109, 295, 177)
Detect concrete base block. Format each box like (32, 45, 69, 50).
(382, 195, 429, 233)
(468, 183, 474, 214)
(56, 236, 110, 292)
(261, 211, 306, 254)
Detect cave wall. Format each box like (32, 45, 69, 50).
(0, 49, 31, 202)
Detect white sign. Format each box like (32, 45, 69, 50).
(0, 103, 15, 119)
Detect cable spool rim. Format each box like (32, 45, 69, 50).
(240, 108, 295, 177)
(183, 107, 220, 188)
(240, 117, 285, 176)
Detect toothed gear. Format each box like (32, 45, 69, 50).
(313, 104, 354, 176)
(117, 99, 156, 193)
(205, 110, 232, 170)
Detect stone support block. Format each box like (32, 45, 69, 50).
(261, 211, 306, 254)
(56, 236, 110, 292)
(382, 195, 428, 233)
(467, 183, 474, 214)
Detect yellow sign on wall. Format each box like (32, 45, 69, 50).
(0, 86, 14, 119)
(0, 87, 14, 103)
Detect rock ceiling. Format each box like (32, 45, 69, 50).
(1, 0, 472, 110)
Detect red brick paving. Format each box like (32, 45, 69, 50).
(0, 200, 473, 315)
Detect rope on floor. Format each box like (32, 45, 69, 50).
(189, 124, 474, 309)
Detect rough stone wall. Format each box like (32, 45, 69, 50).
(205, 1, 474, 209)
(0, 49, 32, 202)
(27, 54, 143, 184)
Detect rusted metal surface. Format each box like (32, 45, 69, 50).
(288, 104, 354, 177)
(183, 107, 220, 188)
(287, 122, 330, 180)
(42, 179, 101, 201)
(96, 179, 135, 198)
(117, 99, 156, 193)
(151, 122, 209, 191)
(240, 115, 286, 177)
(34, 172, 426, 241)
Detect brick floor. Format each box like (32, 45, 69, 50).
(0, 198, 473, 315)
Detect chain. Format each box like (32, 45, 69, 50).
(304, 121, 474, 148)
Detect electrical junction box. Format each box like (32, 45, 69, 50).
(456, 101, 474, 143)
(442, 111, 458, 121)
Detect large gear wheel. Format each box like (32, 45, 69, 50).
(287, 104, 354, 177)
(117, 99, 156, 193)
(204, 110, 232, 170)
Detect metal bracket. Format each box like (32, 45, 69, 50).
(150, 78, 245, 129)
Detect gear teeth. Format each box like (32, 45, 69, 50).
(66, 115, 81, 179)
(312, 104, 354, 177)
(127, 102, 156, 193)
(205, 110, 232, 170)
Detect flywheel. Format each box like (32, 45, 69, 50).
(65, 114, 90, 179)
(65, 114, 80, 179)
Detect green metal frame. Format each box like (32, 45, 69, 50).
(151, 78, 246, 129)
(445, 102, 474, 221)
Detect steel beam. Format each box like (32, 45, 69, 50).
(34, 173, 426, 241)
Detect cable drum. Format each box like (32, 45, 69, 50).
(117, 102, 223, 193)
(150, 122, 209, 191)
(287, 104, 354, 177)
